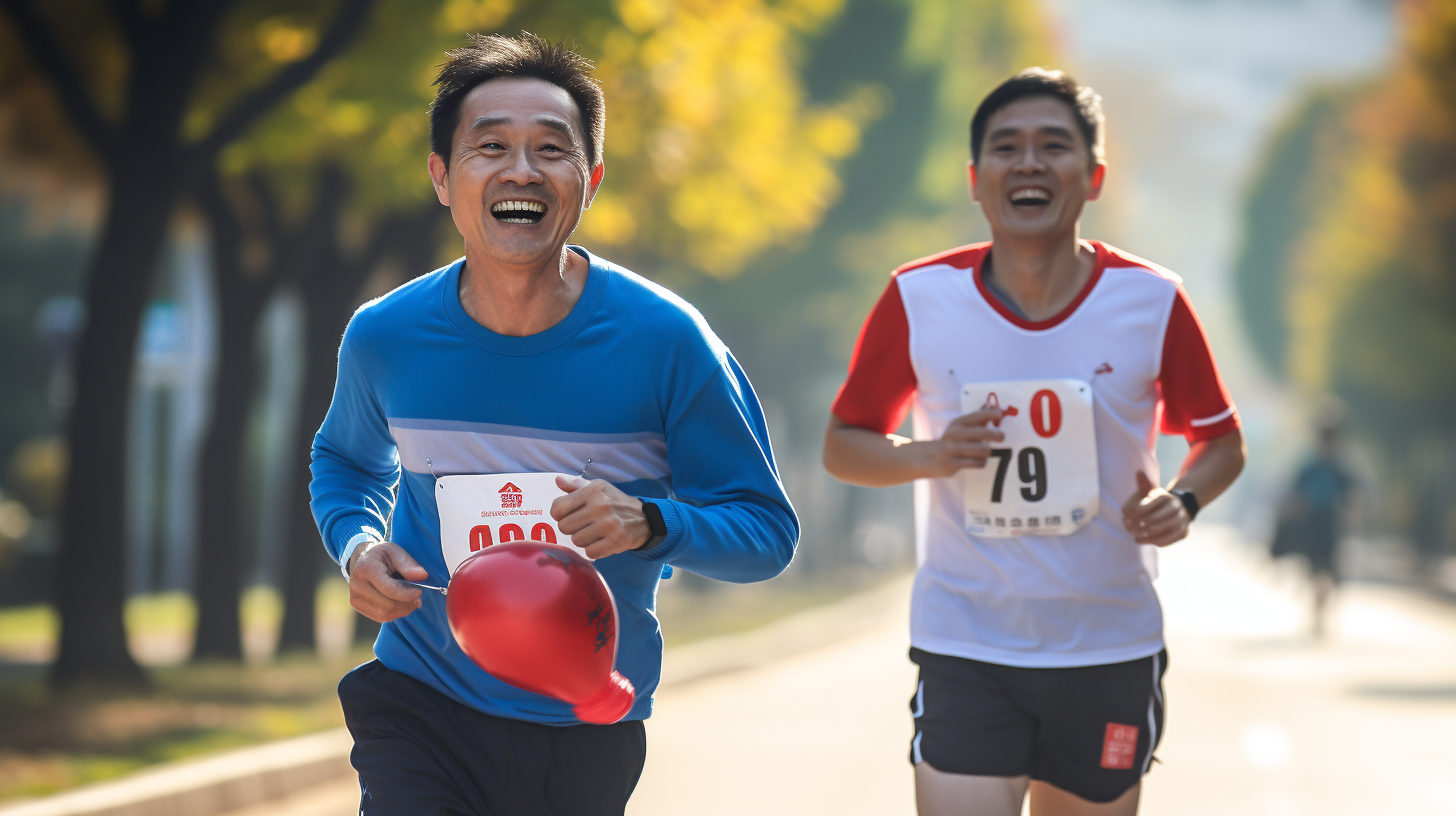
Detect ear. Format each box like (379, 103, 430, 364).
(967, 161, 980, 203)
(1087, 161, 1107, 202)
(584, 162, 604, 208)
(428, 153, 450, 206)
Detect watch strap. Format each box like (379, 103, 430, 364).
(1171, 488, 1200, 521)
(640, 500, 668, 549)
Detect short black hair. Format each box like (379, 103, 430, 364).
(969, 67, 1104, 166)
(429, 32, 605, 170)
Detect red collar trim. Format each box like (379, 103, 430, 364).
(973, 240, 1108, 331)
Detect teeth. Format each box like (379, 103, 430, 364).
(491, 200, 546, 213)
(1010, 188, 1050, 202)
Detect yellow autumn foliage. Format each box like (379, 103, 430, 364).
(575, 0, 878, 277)
(1279, 0, 1456, 417)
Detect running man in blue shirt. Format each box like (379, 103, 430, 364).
(309, 33, 798, 816)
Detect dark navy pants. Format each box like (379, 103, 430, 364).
(339, 660, 647, 816)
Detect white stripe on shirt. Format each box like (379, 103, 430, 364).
(388, 418, 669, 482)
(1189, 406, 1235, 427)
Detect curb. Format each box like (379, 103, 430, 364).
(0, 730, 353, 816)
(0, 575, 911, 816)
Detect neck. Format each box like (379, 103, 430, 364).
(458, 244, 588, 336)
(984, 228, 1094, 322)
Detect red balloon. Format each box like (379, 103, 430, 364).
(445, 541, 636, 724)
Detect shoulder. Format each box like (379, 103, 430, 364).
(1093, 241, 1184, 289)
(892, 242, 989, 284)
(593, 252, 728, 362)
(345, 259, 455, 343)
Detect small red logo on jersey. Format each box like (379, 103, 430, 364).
(982, 392, 1020, 425)
(1101, 723, 1139, 769)
(499, 482, 523, 509)
(1095, 362, 1114, 376)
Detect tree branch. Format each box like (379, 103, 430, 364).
(0, 0, 117, 164)
(188, 0, 378, 168)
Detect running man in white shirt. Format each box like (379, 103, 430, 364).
(823, 68, 1246, 816)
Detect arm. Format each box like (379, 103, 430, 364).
(309, 325, 424, 622)
(626, 355, 799, 583)
(1169, 427, 1246, 505)
(823, 410, 1007, 487)
(1122, 427, 1245, 546)
(1125, 285, 1245, 546)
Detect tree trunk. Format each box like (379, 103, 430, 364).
(275, 284, 354, 652)
(274, 375, 330, 653)
(275, 169, 351, 653)
(190, 176, 276, 661)
(50, 163, 182, 687)
(26, 0, 373, 685)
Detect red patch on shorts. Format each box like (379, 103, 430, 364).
(1100, 723, 1139, 769)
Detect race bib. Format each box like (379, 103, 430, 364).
(959, 379, 1099, 537)
(435, 472, 579, 577)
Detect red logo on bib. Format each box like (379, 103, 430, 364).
(1101, 723, 1139, 769)
(499, 482, 523, 509)
(982, 392, 1020, 425)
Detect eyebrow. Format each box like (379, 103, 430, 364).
(987, 124, 1077, 142)
(468, 115, 577, 141)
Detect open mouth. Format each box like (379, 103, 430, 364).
(491, 200, 547, 225)
(1008, 187, 1052, 208)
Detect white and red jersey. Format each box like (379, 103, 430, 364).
(833, 240, 1239, 668)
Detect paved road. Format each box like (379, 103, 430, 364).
(239, 525, 1456, 816)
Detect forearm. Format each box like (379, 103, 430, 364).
(823, 415, 931, 487)
(645, 497, 797, 584)
(1168, 428, 1246, 507)
(309, 434, 397, 563)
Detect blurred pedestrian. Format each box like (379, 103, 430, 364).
(1271, 401, 1356, 639)
(824, 68, 1246, 816)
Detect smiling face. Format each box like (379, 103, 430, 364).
(428, 77, 603, 268)
(970, 95, 1105, 243)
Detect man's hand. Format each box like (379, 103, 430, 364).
(1121, 470, 1190, 547)
(348, 541, 429, 622)
(551, 475, 651, 559)
(922, 408, 1007, 478)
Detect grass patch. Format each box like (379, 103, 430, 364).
(0, 648, 368, 804)
(0, 605, 55, 655)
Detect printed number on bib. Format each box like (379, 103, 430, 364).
(959, 379, 1098, 537)
(435, 472, 578, 577)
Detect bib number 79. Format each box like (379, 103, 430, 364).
(987, 447, 1047, 502)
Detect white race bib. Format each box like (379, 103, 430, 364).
(959, 379, 1098, 537)
(435, 472, 579, 577)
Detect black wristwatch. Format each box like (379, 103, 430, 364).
(640, 500, 668, 550)
(1170, 488, 1200, 521)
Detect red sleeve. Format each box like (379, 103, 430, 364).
(831, 277, 918, 434)
(1159, 287, 1240, 441)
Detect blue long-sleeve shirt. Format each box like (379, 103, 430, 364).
(309, 247, 798, 724)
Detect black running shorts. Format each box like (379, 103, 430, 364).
(909, 647, 1167, 804)
(340, 660, 646, 816)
